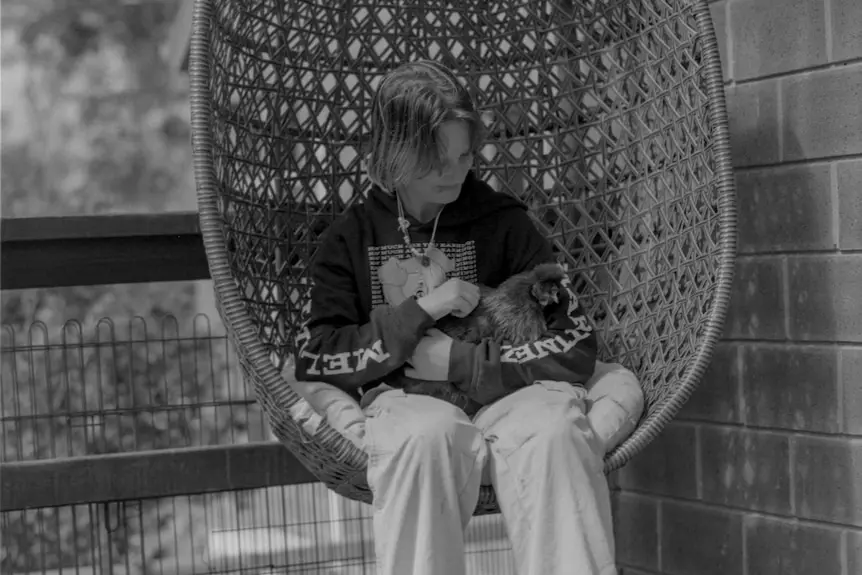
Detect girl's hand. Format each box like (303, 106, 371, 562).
(416, 278, 480, 320)
(405, 328, 454, 381)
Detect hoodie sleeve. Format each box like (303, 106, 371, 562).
(293, 221, 436, 392)
(447, 208, 598, 406)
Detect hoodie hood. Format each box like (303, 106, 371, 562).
(365, 170, 529, 229)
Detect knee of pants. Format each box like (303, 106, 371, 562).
(485, 385, 602, 465)
(525, 410, 587, 452)
(366, 393, 485, 466)
(515, 413, 604, 479)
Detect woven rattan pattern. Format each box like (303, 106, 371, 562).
(190, 0, 737, 513)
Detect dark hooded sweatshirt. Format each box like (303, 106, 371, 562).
(293, 171, 597, 408)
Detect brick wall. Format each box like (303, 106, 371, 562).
(610, 1, 862, 574)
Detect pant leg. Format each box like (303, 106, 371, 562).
(474, 381, 616, 575)
(364, 389, 488, 575)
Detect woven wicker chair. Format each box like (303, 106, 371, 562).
(188, 0, 737, 513)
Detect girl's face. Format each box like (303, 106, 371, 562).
(400, 120, 474, 209)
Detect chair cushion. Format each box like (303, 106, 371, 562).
(282, 359, 367, 449)
(583, 362, 645, 454)
(282, 359, 644, 455)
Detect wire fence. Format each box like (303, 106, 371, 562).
(1, 313, 516, 575)
(1, 314, 262, 463)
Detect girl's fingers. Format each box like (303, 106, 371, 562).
(455, 295, 478, 317)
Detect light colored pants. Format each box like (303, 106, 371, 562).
(286, 361, 643, 575)
(364, 380, 617, 575)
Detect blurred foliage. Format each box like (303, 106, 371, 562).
(1, 312, 242, 575)
(1, 0, 193, 218)
(0, 2, 248, 574)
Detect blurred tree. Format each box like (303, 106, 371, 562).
(0, 1, 246, 574)
(1, 0, 194, 218)
(0, 310, 242, 574)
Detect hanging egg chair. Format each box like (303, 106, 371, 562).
(189, 0, 737, 513)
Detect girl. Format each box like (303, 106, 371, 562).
(293, 59, 643, 575)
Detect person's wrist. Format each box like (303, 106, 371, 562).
(416, 295, 447, 321)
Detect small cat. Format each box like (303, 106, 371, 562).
(400, 263, 569, 414)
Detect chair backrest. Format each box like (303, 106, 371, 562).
(200, 0, 736, 424)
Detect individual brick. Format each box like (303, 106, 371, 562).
(741, 344, 840, 433)
(617, 422, 698, 499)
(726, 80, 780, 167)
(619, 569, 655, 575)
(843, 347, 862, 435)
(661, 501, 743, 575)
(831, 0, 862, 63)
(723, 257, 786, 340)
(607, 469, 621, 491)
(793, 436, 862, 527)
(729, 0, 827, 80)
(679, 343, 742, 423)
(849, 530, 862, 575)
(700, 426, 792, 514)
(787, 255, 862, 343)
(838, 160, 862, 250)
(612, 492, 659, 571)
(782, 66, 862, 161)
(744, 515, 843, 575)
(709, 1, 730, 82)
(735, 163, 834, 253)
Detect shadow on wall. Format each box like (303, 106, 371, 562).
(730, 110, 861, 536)
(729, 110, 841, 340)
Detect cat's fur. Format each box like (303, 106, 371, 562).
(400, 263, 568, 414)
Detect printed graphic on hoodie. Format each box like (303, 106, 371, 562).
(296, 241, 475, 376)
(292, 172, 598, 401)
(373, 241, 477, 307)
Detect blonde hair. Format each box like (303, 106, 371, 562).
(366, 59, 485, 193)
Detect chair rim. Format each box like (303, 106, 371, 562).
(188, 0, 737, 482)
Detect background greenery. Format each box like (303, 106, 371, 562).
(1, 2, 248, 573)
